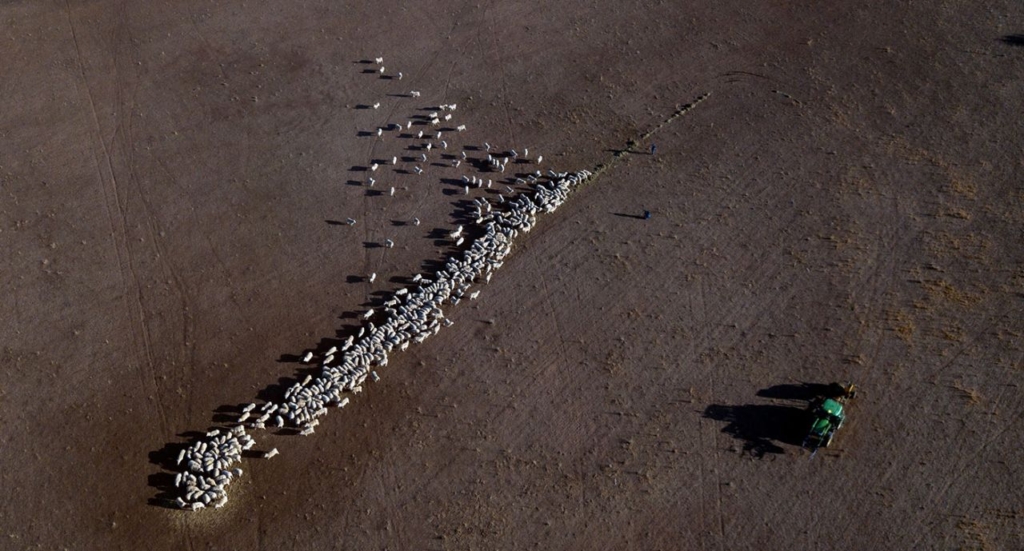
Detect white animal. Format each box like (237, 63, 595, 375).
(441, 140, 448, 149)
(413, 218, 421, 226)
(463, 186, 470, 195)
(420, 153, 427, 162)
(392, 156, 397, 165)
(413, 166, 423, 174)
(444, 114, 452, 121)
(384, 239, 394, 248)
(375, 56, 383, 64)
(377, 128, 383, 137)
(389, 186, 396, 196)
(370, 163, 379, 171)
(368, 177, 375, 186)
(417, 130, 424, 139)
(379, 66, 385, 74)
(369, 273, 377, 283)
(536, 155, 543, 164)
(264, 448, 279, 459)
(411, 90, 421, 97)
(373, 102, 380, 109)
(346, 218, 357, 225)
(457, 125, 466, 132)
(398, 72, 403, 80)
(302, 352, 314, 363)
(484, 142, 492, 151)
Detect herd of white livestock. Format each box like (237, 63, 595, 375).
(170, 55, 593, 511)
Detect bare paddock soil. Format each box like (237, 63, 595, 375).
(2, 1, 1023, 549)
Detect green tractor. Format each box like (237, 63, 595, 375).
(802, 383, 856, 457)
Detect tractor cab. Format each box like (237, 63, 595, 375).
(802, 385, 855, 456)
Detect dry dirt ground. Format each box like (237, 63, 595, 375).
(2, 1, 1023, 549)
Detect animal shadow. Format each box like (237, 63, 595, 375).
(1000, 34, 1024, 46)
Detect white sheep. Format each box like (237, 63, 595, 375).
(413, 218, 421, 226)
(264, 448, 279, 459)
(369, 273, 377, 283)
(373, 102, 380, 109)
(536, 155, 543, 164)
(302, 351, 314, 363)
(457, 125, 466, 132)
(392, 156, 398, 165)
(420, 153, 427, 162)
(375, 56, 383, 64)
(413, 166, 423, 174)
(378, 66, 385, 74)
(368, 177, 375, 186)
(370, 163, 379, 171)
(411, 90, 421, 97)
(346, 218, 357, 225)
(384, 239, 395, 248)
(389, 186, 396, 196)
(377, 128, 383, 137)
(398, 72, 403, 80)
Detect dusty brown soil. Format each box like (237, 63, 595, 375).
(2, 1, 1023, 549)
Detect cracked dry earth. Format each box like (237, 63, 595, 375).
(2, 1, 1023, 550)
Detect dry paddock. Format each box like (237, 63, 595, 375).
(1, 1, 1023, 549)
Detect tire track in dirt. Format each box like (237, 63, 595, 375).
(64, 0, 166, 433)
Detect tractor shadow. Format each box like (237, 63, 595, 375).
(702, 382, 843, 457)
(703, 404, 809, 457)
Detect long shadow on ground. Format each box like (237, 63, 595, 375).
(703, 381, 852, 458)
(703, 403, 810, 458)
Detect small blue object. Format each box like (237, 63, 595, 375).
(650, 144, 657, 155)
(643, 210, 651, 220)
